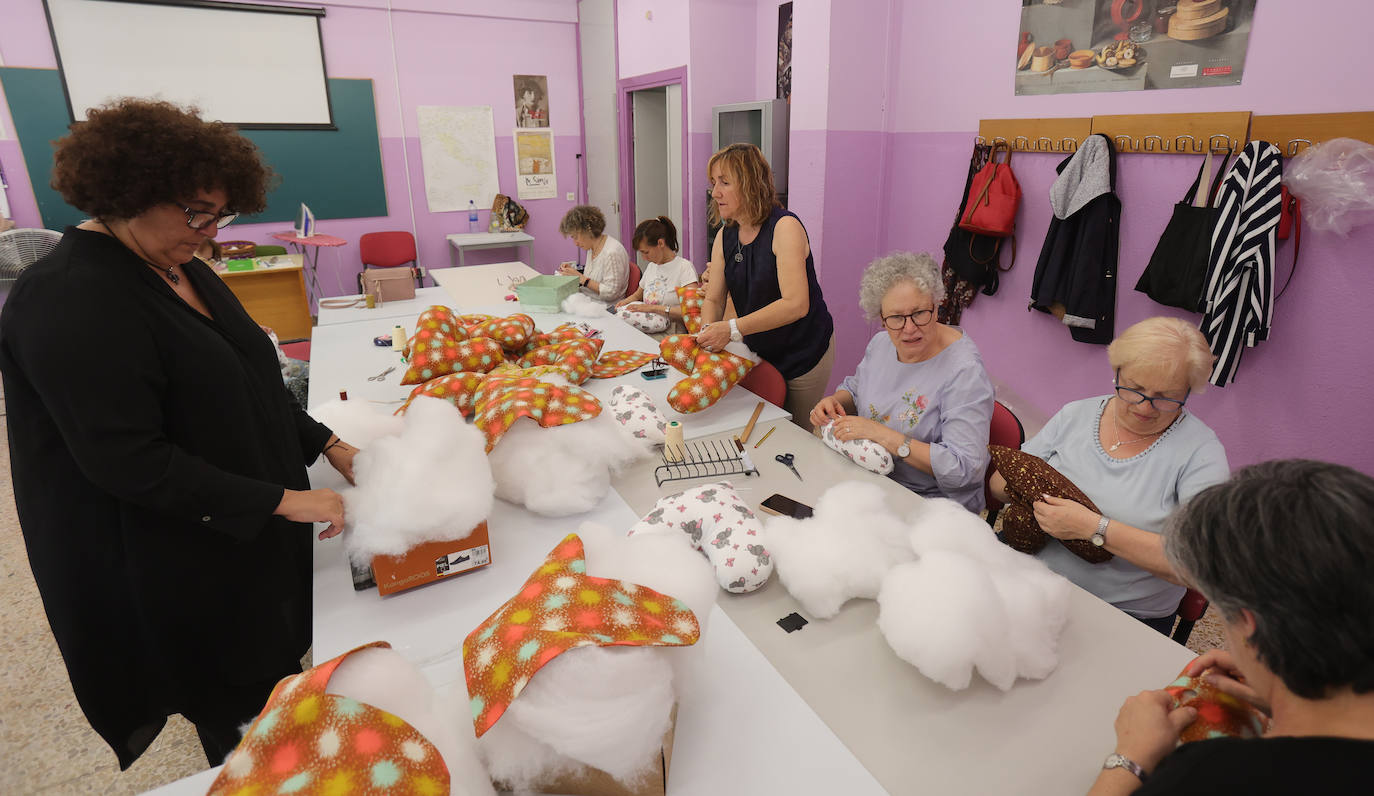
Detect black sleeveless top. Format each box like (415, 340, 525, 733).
(722, 207, 834, 379)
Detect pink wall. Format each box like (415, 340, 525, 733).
(868, 1, 1374, 474)
(0, 0, 587, 300)
(616, 0, 690, 79)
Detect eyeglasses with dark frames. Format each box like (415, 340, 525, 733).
(881, 308, 935, 331)
(1114, 370, 1189, 413)
(183, 205, 239, 231)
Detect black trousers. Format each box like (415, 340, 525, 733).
(179, 671, 294, 765)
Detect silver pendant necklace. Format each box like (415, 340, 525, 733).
(1109, 401, 1162, 452)
(102, 221, 179, 284)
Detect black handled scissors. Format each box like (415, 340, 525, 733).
(775, 453, 803, 481)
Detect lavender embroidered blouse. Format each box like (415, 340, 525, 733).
(838, 330, 994, 512)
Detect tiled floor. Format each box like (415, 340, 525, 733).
(0, 395, 1224, 794)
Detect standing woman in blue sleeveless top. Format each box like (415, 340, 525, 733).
(697, 144, 835, 429)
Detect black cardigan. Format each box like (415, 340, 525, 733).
(0, 228, 332, 767)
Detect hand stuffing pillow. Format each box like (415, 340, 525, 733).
(988, 445, 1112, 564)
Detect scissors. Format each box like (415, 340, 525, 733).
(775, 453, 803, 481)
(367, 365, 396, 382)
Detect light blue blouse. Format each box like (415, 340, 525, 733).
(1021, 396, 1230, 619)
(839, 330, 993, 512)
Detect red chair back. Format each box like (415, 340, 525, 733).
(626, 261, 642, 297)
(739, 358, 786, 407)
(984, 400, 1025, 520)
(280, 340, 311, 362)
(1171, 588, 1210, 645)
(359, 231, 417, 269)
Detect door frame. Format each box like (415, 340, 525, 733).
(616, 66, 689, 260)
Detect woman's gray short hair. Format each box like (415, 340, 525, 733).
(1164, 459, 1374, 700)
(559, 205, 606, 237)
(858, 251, 944, 321)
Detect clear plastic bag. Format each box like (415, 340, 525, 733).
(1284, 137, 1374, 236)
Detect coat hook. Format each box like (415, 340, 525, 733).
(1013, 135, 1030, 151)
(1059, 137, 1078, 152)
(975, 135, 987, 145)
(1143, 135, 1163, 152)
(1174, 134, 1196, 153)
(1287, 138, 1312, 157)
(993, 136, 1009, 147)
(1114, 134, 1136, 152)
(1208, 133, 1234, 153)
(1036, 136, 1053, 152)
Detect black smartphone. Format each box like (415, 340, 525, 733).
(759, 493, 813, 519)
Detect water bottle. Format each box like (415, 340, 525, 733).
(468, 200, 479, 233)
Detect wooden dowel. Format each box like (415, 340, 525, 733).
(740, 401, 765, 444)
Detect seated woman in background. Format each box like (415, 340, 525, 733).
(810, 252, 993, 512)
(557, 204, 629, 303)
(697, 143, 834, 429)
(989, 316, 1229, 632)
(614, 215, 698, 335)
(1086, 459, 1373, 795)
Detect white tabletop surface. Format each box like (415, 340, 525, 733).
(445, 231, 535, 246)
(315, 285, 454, 326)
(306, 303, 789, 440)
(428, 261, 541, 307)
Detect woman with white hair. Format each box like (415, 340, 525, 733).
(1086, 459, 1373, 794)
(810, 251, 994, 512)
(990, 316, 1230, 632)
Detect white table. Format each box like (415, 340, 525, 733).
(446, 231, 534, 267)
(306, 303, 791, 440)
(428, 261, 541, 306)
(315, 285, 453, 326)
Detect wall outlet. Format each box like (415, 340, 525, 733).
(566, 192, 575, 201)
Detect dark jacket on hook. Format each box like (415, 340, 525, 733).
(1029, 134, 1120, 344)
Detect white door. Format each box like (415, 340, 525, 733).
(632, 87, 670, 235)
(577, 0, 620, 241)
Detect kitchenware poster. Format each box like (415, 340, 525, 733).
(514, 129, 556, 200)
(777, 2, 793, 102)
(1015, 1, 1256, 96)
(513, 74, 550, 128)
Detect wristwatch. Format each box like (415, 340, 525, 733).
(580, 276, 590, 288)
(896, 438, 912, 458)
(1091, 514, 1110, 547)
(728, 318, 742, 342)
(1102, 753, 1147, 782)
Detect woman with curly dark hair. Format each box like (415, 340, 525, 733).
(0, 98, 357, 768)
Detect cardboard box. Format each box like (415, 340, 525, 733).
(369, 522, 491, 596)
(497, 706, 676, 796)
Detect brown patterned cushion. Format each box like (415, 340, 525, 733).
(989, 445, 1113, 564)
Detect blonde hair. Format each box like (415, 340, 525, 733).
(706, 143, 779, 228)
(1107, 317, 1215, 392)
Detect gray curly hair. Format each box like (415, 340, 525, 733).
(858, 251, 944, 321)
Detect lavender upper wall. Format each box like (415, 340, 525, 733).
(872, 2, 1374, 474)
(0, 0, 586, 299)
(615, 0, 690, 79)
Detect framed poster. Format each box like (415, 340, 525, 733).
(777, 3, 793, 102)
(514, 129, 556, 200)
(513, 74, 550, 128)
(1015, 0, 1256, 96)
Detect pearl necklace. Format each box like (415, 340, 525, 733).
(1109, 401, 1164, 452)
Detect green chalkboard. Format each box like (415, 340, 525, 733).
(0, 68, 387, 230)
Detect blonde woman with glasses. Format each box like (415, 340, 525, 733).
(811, 252, 994, 512)
(989, 316, 1230, 632)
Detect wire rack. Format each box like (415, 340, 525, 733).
(653, 438, 758, 487)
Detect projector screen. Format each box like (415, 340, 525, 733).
(43, 0, 334, 129)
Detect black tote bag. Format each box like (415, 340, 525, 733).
(1134, 150, 1230, 312)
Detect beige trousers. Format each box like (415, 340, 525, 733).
(783, 335, 835, 432)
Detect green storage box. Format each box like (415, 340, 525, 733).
(224, 258, 257, 272)
(514, 274, 581, 312)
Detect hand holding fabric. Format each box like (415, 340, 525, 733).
(1112, 689, 1197, 774)
(1032, 494, 1099, 541)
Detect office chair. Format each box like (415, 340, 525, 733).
(359, 231, 421, 289)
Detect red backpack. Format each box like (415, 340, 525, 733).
(959, 141, 1022, 238)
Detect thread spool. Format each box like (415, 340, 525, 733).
(392, 325, 406, 352)
(664, 421, 685, 462)
(364, 293, 376, 309)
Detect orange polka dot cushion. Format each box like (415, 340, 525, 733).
(400, 336, 506, 385)
(472, 374, 603, 451)
(463, 533, 701, 738)
(659, 335, 757, 414)
(207, 642, 448, 796)
(676, 285, 704, 334)
(1165, 661, 1270, 743)
(516, 337, 605, 385)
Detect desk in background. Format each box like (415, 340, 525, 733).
(214, 254, 311, 340)
(428, 261, 540, 306)
(446, 231, 534, 267)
